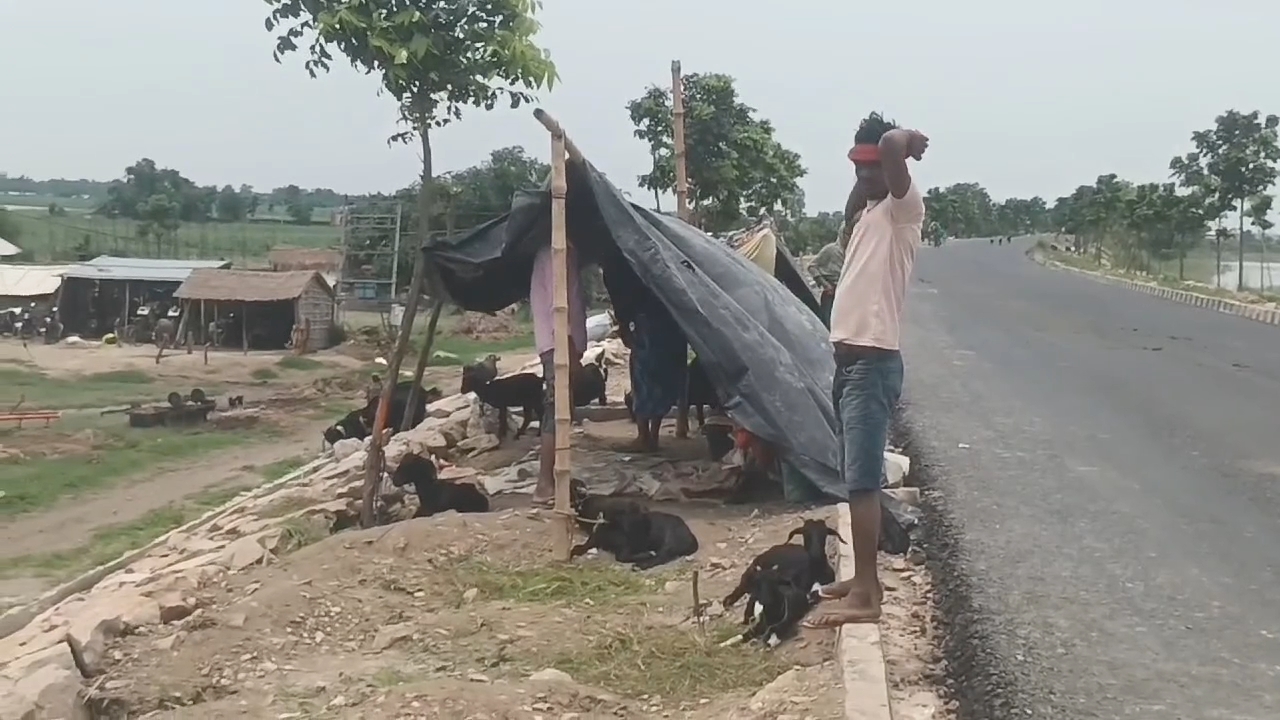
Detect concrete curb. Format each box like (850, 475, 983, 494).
(1035, 255, 1280, 327)
(833, 501, 894, 720)
(0, 455, 333, 641)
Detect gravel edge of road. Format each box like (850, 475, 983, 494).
(893, 409, 1029, 720)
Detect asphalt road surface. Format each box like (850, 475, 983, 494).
(903, 239, 1280, 719)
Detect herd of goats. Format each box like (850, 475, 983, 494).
(314, 353, 846, 647)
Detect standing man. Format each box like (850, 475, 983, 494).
(529, 239, 588, 507)
(806, 113, 928, 627)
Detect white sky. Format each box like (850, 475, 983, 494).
(2, 0, 1279, 212)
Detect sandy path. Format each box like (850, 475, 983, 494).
(0, 422, 327, 561)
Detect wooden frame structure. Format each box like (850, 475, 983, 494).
(533, 107, 581, 561)
(672, 60, 693, 440)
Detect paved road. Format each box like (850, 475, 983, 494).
(903, 240, 1280, 719)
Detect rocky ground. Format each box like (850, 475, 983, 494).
(0, 339, 949, 719)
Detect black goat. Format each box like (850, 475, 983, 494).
(569, 477, 646, 532)
(391, 453, 490, 517)
(722, 519, 843, 624)
(323, 407, 370, 446)
(461, 367, 545, 440)
(322, 380, 428, 446)
(736, 566, 813, 648)
(572, 361, 609, 407)
(569, 503, 698, 570)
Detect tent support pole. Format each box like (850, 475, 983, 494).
(672, 60, 692, 440)
(535, 108, 576, 562)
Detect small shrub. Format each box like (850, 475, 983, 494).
(277, 356, 323, 371)
(251, 367, 279, 380)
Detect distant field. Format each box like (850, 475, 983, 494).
(4, 209, 342, 264)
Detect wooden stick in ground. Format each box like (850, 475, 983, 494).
(361, 125, 433, 528)
(672, 60, 692, 440)
(400, 298, 444, 432)
(547, 114, 574, 561)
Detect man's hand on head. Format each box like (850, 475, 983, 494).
(906, 130, 929, 161)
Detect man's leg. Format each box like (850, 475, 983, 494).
(807, 349, 903, 626)
(647, 418, 662, 451)
(534, 350, 556, 505)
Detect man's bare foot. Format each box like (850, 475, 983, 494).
(816, 579, 884, 603)
(531, 485, 555, 508)
(802, 589, 881, 628)
(621, 438, 653, 454)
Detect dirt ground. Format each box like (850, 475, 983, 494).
(93, 499, 853, 719)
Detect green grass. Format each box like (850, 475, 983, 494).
(0, 484, 254, 580)
(443, 559, 659, 605)
(0, 427, 266, 516)
(6, 211, 341, 263)
(258, 455, 310, 481)
(424, 333, 535, 365)
(548, 621, 792, 700)
(0, 367, 161, 410)
(276, 356, 324, 371)
(1040, 246, 1280, 302)
(250, 367, 279, 380)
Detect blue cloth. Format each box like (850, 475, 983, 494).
(629, 306, 687, 419)
(833, 348, 903, 495)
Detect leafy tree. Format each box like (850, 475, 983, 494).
(99, 158, 214, 225)
(265, 0, 557, 527)
(1173, 110, 1280, 290)
(239, 184, 261, 217)
(777, 211, 843, 253)
(214, 184, 248, 222)
(627, 72, 806, 233)
(47, 202, 67, 217)
(1247, 193, 1274, 288)
(286, 200, 314, 225)
(136, 194, 181, 256)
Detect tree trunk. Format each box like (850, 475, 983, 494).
(1238, 198, 1246, 292)
(1215, 221, 1223, 288)
(360, 123, 432, 528)
(1178, 245, 1185, 281)
(401, 191, 451, 433)
(401, 299, 444, 432)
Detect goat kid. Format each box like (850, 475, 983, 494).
(391, 453, 489, 517)
(569, 503, 698, 570)
(461, 367, 544, 440)
(722, 519, 843, 625)
(733, 566, 813, 648)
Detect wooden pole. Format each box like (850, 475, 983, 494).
(672, 61, 692, 440)
(400, 299, 444, 432)
(241, 302, 248, 355)
(360, 119, 434, 528)
(536, 108, 576, 562)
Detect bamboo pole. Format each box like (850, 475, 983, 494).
(534, 108, 576, 561)
(672, 61, 692, 440)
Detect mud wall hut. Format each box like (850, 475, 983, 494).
(173, 269, 335, 351)
(59, 257, 232, 337)
(0, 264, 70, 314)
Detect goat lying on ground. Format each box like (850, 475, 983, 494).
(322, 380, 429, 446)
(569, 478, 645, 532)
(568, 480, 697, 570)
(734, 565, 813, 648)
(391, 452, 489, 517)
(461, 365, 544, 440)
(226, 395, 244, 409)
(722, 519, 843, 625)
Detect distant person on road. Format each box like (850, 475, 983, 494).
(807, 222, 855, 327)
(529, 240, 588, 507)
(806, 112, 928, 628)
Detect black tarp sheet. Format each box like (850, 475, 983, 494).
(423, 159, 841, 500)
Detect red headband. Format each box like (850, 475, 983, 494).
(848, 144, 880, 163)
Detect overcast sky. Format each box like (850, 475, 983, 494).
(3, 0, 1279, 212)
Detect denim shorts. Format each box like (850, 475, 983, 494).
(832, 346, 904, 496)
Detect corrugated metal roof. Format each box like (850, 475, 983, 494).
(174, 269, 333, 302)
(61, 256, 232, 282)
(0, 264, 70, 297)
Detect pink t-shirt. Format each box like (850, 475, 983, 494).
(530, 242, 588, 356)
(829, 182, 924, 351)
